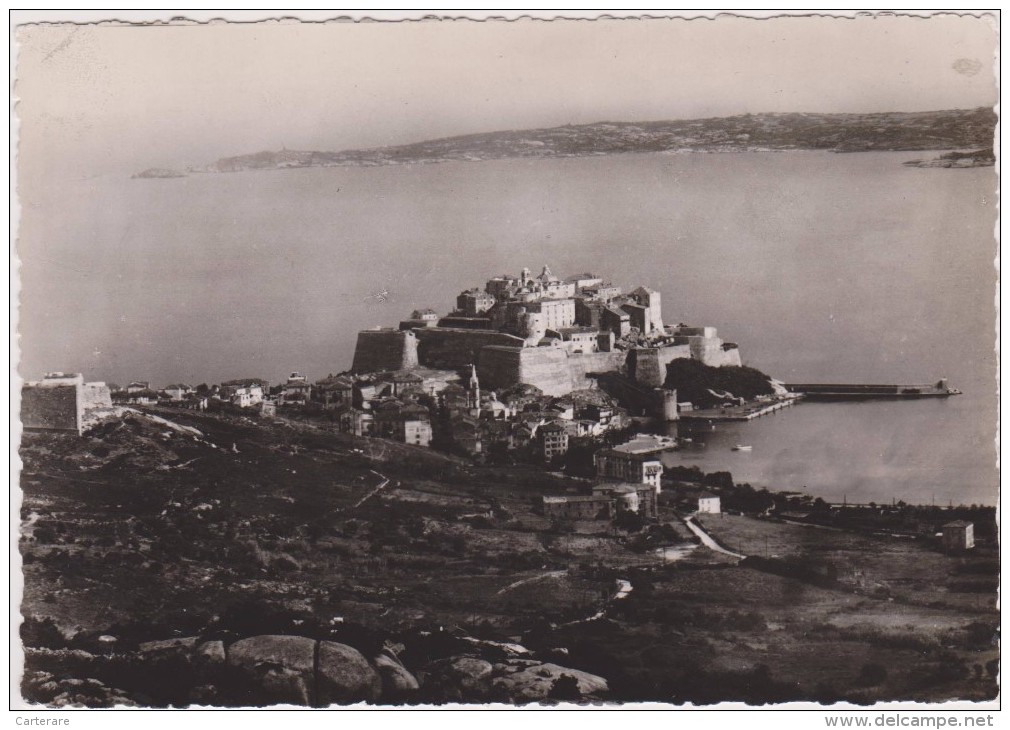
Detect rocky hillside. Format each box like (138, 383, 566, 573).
(177, 107, 996, 175)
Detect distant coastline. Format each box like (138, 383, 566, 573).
(136, 107, 996, 177)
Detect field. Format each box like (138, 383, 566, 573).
(529, 514, 998, 703)
(16, 407, 999, 705)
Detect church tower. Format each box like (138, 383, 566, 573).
(468, 363, 481, 411)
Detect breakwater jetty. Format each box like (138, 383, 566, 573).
(783, 379, 961, 401)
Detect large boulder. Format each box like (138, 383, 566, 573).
(317, 641, 382, 705)
(372, 652, 419, 700)
(227, 635, 316, 706)
(195, 640, 226, 664)
(419, 656, 495, 702)
(491, 662, 608, 703)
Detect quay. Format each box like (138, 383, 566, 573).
(783, 379, 961, 400)
(679, 393, 803, 422)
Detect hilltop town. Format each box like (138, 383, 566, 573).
(22, 266, 771, 516)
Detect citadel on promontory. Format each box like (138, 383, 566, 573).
(351, 266, 742, 413)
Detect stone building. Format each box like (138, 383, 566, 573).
(595, 448, 663, 492)
(539, 421, 570, 460)
(542, 483, 659, 522)
(942, 520, 975, 551)
(282, 373, 312, 403)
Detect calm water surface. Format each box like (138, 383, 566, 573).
(19, 151, 998, 504)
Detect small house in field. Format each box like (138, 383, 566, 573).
(698, 492, 721, 514)
(942, 520, 974, 551)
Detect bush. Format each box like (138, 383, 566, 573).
(547, 674, 582, 701)
(663, 360, 775, 407)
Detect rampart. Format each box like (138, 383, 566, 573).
(477, 346, 525, 392)
(628, 345, 692, 387)
(596, 373, 680, 422)
(478, 347, 629, 397)
(515, 348, 575, 396)
(689, 336, 742, 368)
(351, 330, 419, 373)
(415, 328, 523, 370)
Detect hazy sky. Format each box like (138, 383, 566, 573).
(15, 14, 998, 175)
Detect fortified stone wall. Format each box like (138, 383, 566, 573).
(516, 348, 574, 397)
(22, 385, 81, 434)
(479, 348, 629, 397)
(351, 330, 419, 373)
(628, 345, 692, 387)
(565, 351, 628, 388)
(415, 328, 523, 370)
(595, 374, 679, 422)
(477, 346, 524, 391)
(689, 337, 742, 368)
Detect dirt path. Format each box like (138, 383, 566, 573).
(496, 570, 567, 596)
(683, 516, 746, 560)
(351, 470, 392, 508)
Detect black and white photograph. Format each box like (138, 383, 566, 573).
(11, 10, 999, 711)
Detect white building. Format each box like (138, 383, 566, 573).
(698, 492, 721, 514)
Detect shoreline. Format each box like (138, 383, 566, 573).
(678, 393, 803, 422)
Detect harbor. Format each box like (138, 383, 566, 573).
(679, 393, 803, 422)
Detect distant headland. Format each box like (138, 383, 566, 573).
(137, 107, 995, 177)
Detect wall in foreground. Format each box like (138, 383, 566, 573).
(22, 385, 81, 434)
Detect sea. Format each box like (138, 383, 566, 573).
(18, 150, 998, 506)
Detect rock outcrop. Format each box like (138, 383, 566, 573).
(317, 641, 383, 705)
(491, 661, 609, 701)
(23, 633, 608, 707)
(228, 635, 316, 706)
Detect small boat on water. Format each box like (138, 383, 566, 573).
(732, 445, 753, 452)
